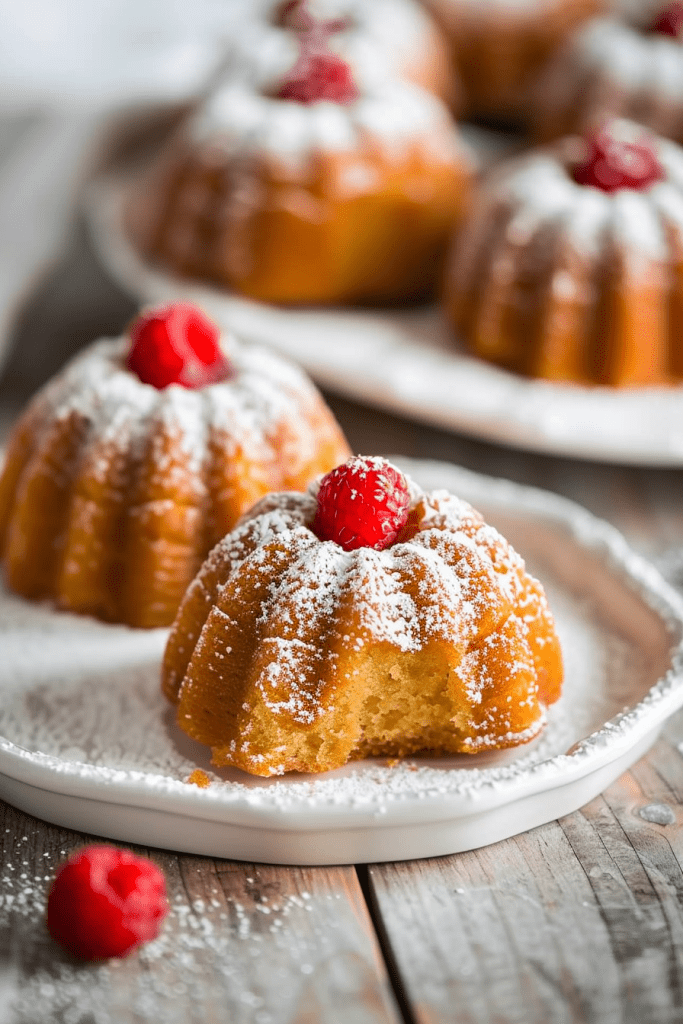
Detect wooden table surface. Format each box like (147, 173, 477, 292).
(2, 117, 683, 1024)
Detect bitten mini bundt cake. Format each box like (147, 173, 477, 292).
(0, 303, 350, 628)
(162, 456, 563, 777)
(532, 4, 683, 144)
(444, 119, 683, 386)
(238, 0, 456, 107)
(127, 15, 474, 306)
(422, 0, 603, 122)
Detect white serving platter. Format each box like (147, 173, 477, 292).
(1, 457, 682, 865)
(86, 172, 683, 467)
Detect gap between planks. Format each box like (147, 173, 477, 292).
(0, 799, 404, 1024)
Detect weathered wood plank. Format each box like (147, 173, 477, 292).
(0, 799, 401, 1024)
(366, 734, 683, 1024)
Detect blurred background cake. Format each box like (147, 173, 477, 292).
(126, 11, 474, 306)
(443, 119, 683, 387)
(235, 0, 457, 107)
(422, 0, 604, 124)
(0, 302, 350, 626)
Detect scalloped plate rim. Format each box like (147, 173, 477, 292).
(0, 458, 683, 861)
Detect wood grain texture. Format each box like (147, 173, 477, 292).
(366, 729, 683, 1024)
(351, 407, 683, 1024)
(0, 800, 400, 1024)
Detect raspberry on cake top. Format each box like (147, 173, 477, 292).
(237, 0, 455, 105)
(444, 118, 683, 386)
(0, 302, 350, 627)
(127, 9, 474, 305)
(163, 456, 563, 776)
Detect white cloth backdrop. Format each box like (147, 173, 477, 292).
(0, 0, 247, 375)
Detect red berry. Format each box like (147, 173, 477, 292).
(126, 303, 230, 390)
(276, 50, 358, 105)
(651, 2, 683, 37)
(313, 456, 411, 551)
(572, 121, 663, 193)
(47, 845, 168, 960)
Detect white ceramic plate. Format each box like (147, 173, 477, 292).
(1, 457, 683, 865)
(86, 172, 683, 467)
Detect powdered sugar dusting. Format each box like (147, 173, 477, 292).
(190, 71, 469, 169)
(0, 846, 397, 1024)
(0, 556, 581, 788)
(240, 0, 442, 84)
(483, 127, 677, 267)
(564, 18, 683, 101)
(25, 332, 331, 474)
(89, 169, 683, 467)
(0, 459, 681, 856)
(201, 474, 544, 719)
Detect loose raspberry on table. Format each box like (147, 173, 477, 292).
(126, 302, 230, 390)
(313, 455, 411, 551)
(47, 845, 168, 960)
(651, 2, 683, 38)
(572, 120, 663, 193)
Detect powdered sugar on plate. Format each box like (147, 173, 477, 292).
(0, 458, 682, 862)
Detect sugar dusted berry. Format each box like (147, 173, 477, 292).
(572, 120, 663, 193)
(313, 455, 411, 551)
(47, 845, 168, 960)
(276, 50, 358, 105)
(126, 302, 229, 390)
(651, 2, 683, 38)
(275, 4, 358, 106)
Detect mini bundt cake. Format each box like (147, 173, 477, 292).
(444, 119, 683, 386)
(532, 4, 683, 144)
(162, 456, 563, 777)
(421, 0, 603, 122)
(0, 303, 350, 628)
(238, 0, 456, 107)
(127, 17, 474, 306)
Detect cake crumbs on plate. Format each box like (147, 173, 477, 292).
(186, 769, 211, 789)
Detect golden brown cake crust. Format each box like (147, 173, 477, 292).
(423, 0, 604, 121)
(531, 17, 683, 147)
(162, 483, 563, 777)
(443, 127, 683, 387)
(127, 75, 474, 305)
(0, 336, 350, 627)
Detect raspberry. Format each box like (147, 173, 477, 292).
(572, 121, 663, 193)
(126, 302, 230, 390)
(274, 3, 358, 106)
(651, 2, 683, 37)
(47, 845, 168, 960)
(276, 50, 358, 105)
(313, 456, 411, 551)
